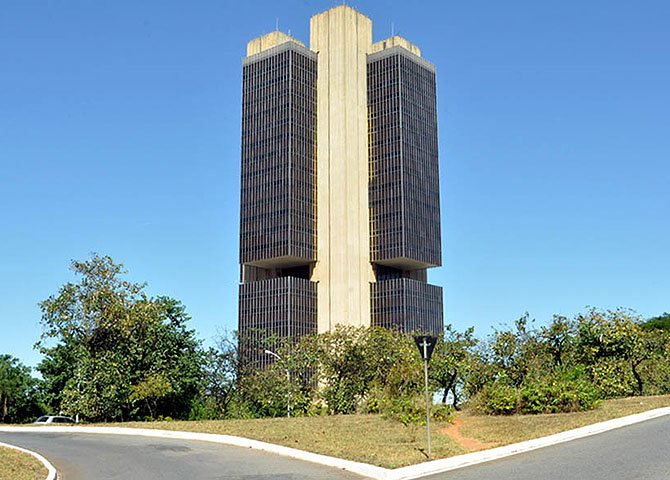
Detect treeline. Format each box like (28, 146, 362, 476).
(1, 254, 669, 423)
(467, 310, 670, 414)
(213, 309, 670, 419)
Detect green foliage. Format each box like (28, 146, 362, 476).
(228, 330, 322, 419)
(197, 332, 240, 419)
(470, 307, 670, 416)
(239, 367, 291, 418)
(429, 325, 477, 408)
(473, 369, 600, 415)
(233, 306, 670, 421)
(316, 326, 374, 414)
(381, 395, 454, 426)
(383, 395, 426, 426)
(474, 379, 518, 415)
(519, 376, 600, 415)
(641, 313, 670, 332)
(33, 257, 669, 423)
(430, 403, 455, 423)
(315, 326, 423, 415)
(130, 373, 173, 420)
(575, 307, 664, 397)
(37, 254, 203, 422)
(0, 355, 43, 423)
(539, 315, 575, 367)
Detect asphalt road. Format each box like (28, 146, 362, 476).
(0, 432, 364, 480)
(422, 414, 670, 480)
(3, 415, 669, 480)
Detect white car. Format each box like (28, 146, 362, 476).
(33, 415, 76, 424)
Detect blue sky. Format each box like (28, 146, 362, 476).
(2, 0, 668, 370)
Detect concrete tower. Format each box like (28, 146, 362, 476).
(310, 7, 375, 332)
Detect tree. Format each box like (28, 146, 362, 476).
(539, 315, 575, 367)
(0, 355, 43, 423)
(576, 307, 662, 397)
(37, 254, 203, 421)
(429, 325, 477, 408)
(642, 313, 670, 332)
(197, 331, 245, 419)
(487, 313, 546, 387)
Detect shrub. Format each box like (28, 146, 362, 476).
(519, 379, 599, 414)
(431, 403, 455, 423)
(473, 382, 518, 415)
(382, 395, 426, 426)
(472, 368, 600, 415)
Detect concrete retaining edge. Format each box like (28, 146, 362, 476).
(388, 406, 670, 480)
(2, 406, 670, 480)
(0, 440, 58, 480)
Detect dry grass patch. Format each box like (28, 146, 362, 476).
(458, 394, 670, 447)
(109, 415, 465, 468)
(97, 395, 670, 469)
(0, 446, 47, 480)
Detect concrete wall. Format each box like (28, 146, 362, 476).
(310, 6, 375, 332)
(371, 35, 421, 57)
(247, 31, 305, 57)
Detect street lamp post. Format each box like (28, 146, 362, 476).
(264, 349, 291, 418)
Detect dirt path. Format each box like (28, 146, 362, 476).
(442, 417, 496, 452)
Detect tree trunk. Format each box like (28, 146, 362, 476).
(444, 371, 458, 409)
(451, 386, 460, 411)
(631, 361, 644, 396)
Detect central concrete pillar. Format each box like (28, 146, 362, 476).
(310, 6, 374, 332)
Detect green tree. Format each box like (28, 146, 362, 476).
(642, 312, 670, 332)
(429, 325, 477, 408)
(0, 355, 43, 423)
(539, 315, 575, 367)
(576, 307, 663, 397)
(313, 326, 423, 416)
(488, 313, 546, 387)
(198, 331, 241, 419)
(37, 254, 203, 421)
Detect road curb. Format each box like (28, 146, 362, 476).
(2, 406, 670, 480)
(0, 441, 58, 480)
(386, 406, 670, 480)
(0, 425, 387, 479)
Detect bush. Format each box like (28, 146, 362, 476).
(431, 403, 455, 423)
(587, 360, 635, 398)
(473, 382, 518, 415)
(519, 379, 600, 414)
(383, 396, 426, 426)
(473, 369, 600, 415)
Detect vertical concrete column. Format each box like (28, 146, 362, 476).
(310, 6, 374, 332)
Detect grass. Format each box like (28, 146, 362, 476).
(0, 446, 47, 480)
(111, 415, 466, 468)
(458, 394, 670, 447)
(97, 394, 670, 469)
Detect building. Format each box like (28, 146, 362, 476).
(238, 6, 443, 365)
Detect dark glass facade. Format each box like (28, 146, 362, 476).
(371, 278, 443, 334)
(368, 46, 443, 334)
(239, 41, 318, 366)
(240, 42, 317, 267)
(239, 277, 317, 367)
(238, 29, 444, 350)
(368, 47, 441, 269)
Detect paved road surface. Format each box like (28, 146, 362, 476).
(0, 432, 364, 480)
(3, 415, 669, 480)
(422, 415, 670, 480)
